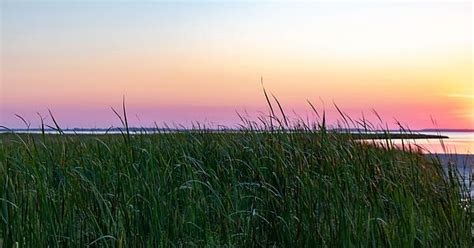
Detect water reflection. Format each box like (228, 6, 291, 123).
(388, 132, 473, 154)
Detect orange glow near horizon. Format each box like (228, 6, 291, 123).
(1, 1, 472, 129)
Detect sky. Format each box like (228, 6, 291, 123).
(1, 1, 472, 129)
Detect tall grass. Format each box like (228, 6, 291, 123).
(0, 100, 471, 247)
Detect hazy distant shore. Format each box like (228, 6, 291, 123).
(0, 128, 451, 139)
(2, 127, 472, 133)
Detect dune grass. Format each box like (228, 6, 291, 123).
(0, 102, 471, 247)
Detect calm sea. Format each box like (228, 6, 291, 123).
(389, 131, 473, 155)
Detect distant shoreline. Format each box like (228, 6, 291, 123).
(419, 129, 474, 133)
(0, 129, 450, 139)
(2, 127, 471, 134)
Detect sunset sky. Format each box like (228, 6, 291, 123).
(1, 1, 472, 129)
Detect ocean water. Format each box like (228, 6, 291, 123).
(389, 131, 473, 155)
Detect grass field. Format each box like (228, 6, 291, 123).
(0, 106, 472, 247)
